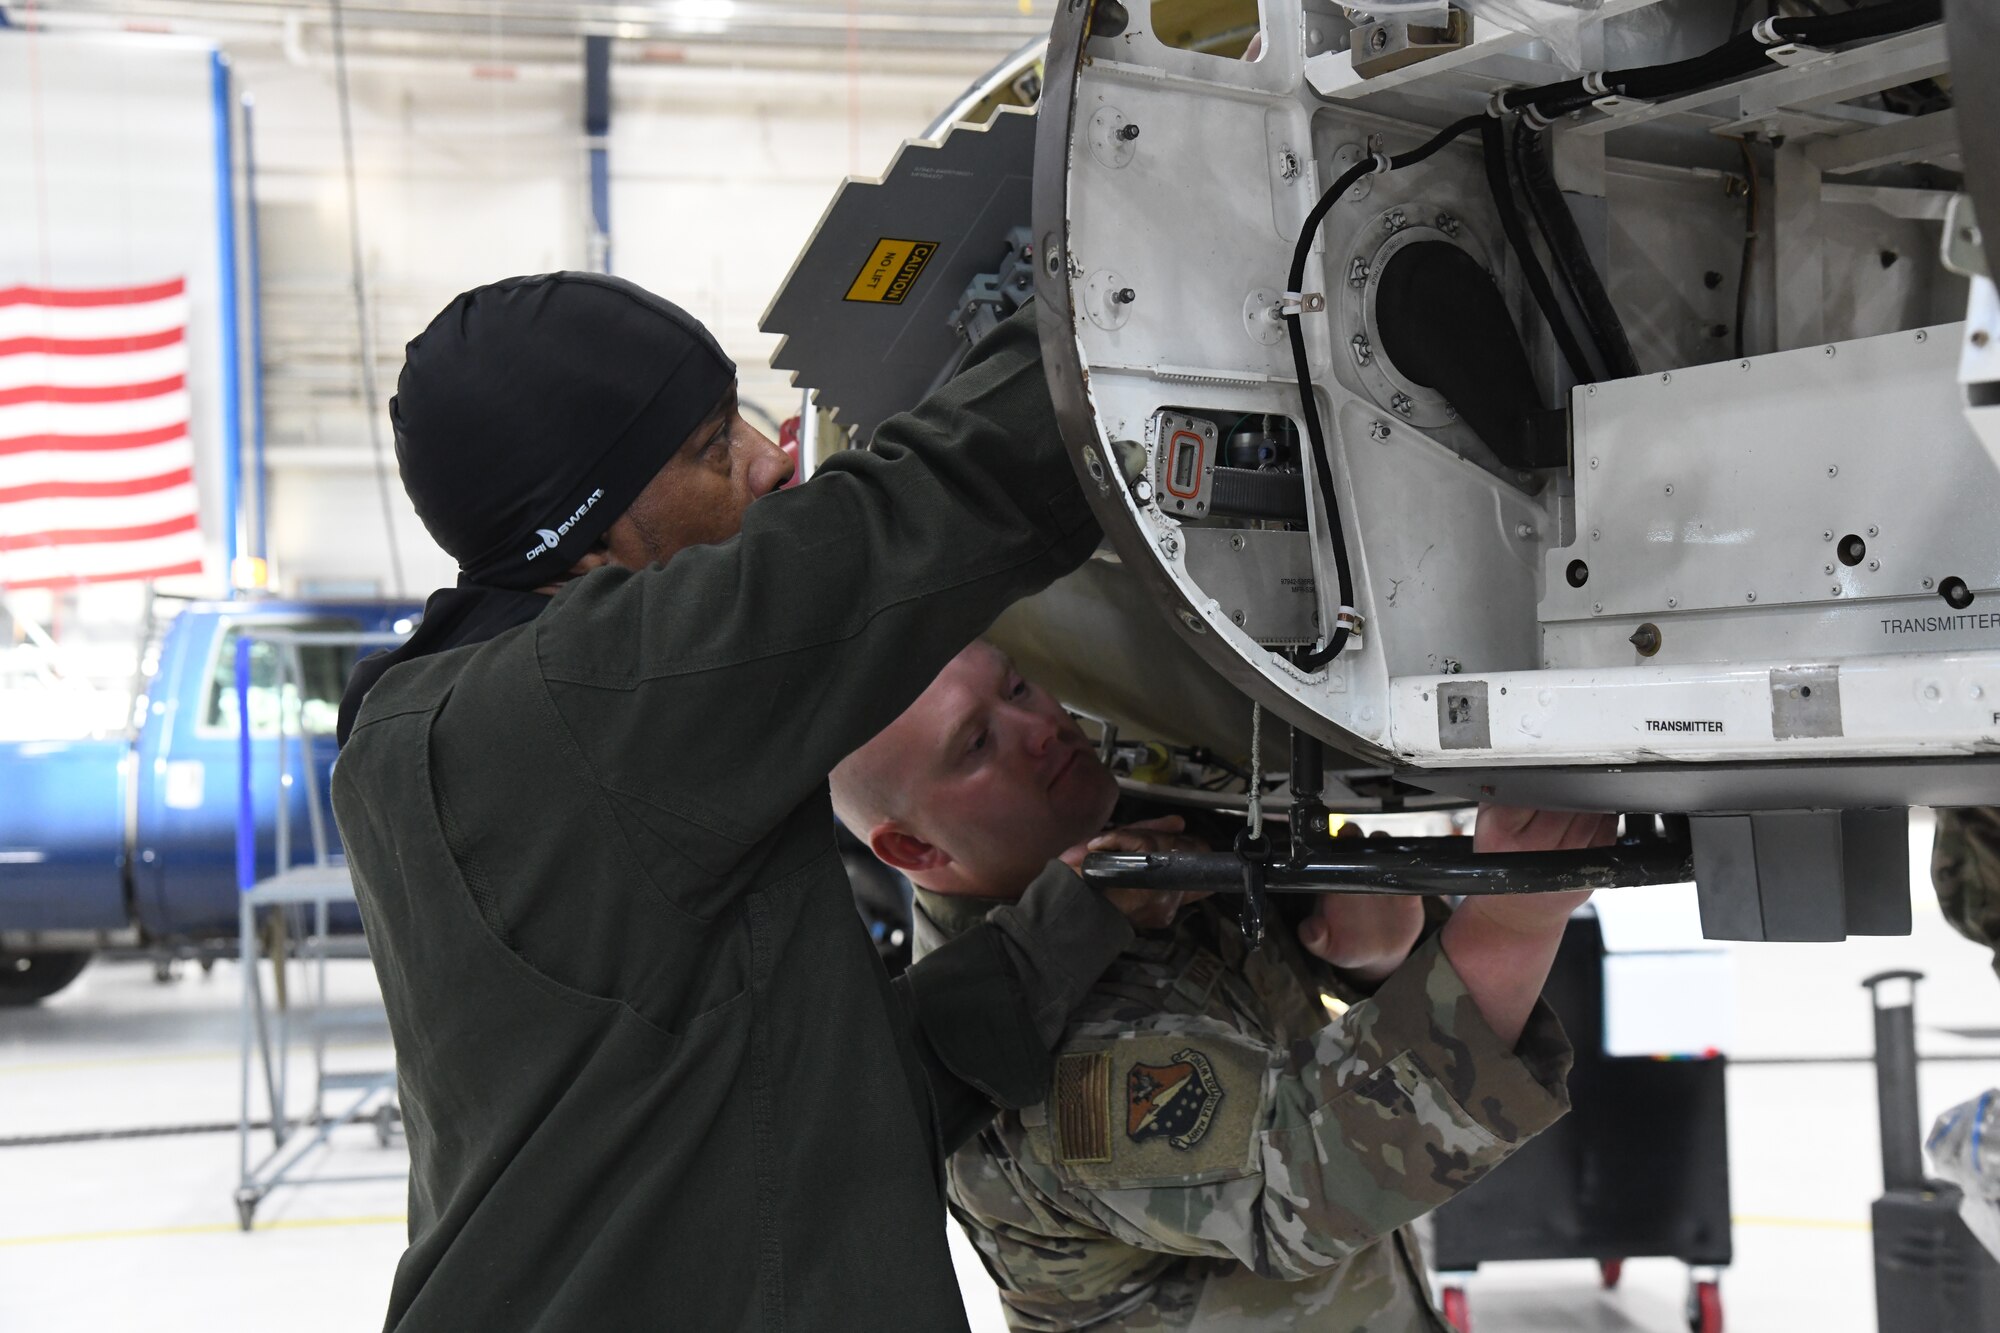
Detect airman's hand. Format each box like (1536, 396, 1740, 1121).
(1061, 815, 1212, 930)
(1438, 804, 1618, 1047)
(1296, 823, 1428, 981)
(1465, 804, 1616, 934)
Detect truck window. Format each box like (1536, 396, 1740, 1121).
(202, 619, 364, 739)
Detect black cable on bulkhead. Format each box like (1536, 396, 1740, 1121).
(1511, 120, 1642, 381)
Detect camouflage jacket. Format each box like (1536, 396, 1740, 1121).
(915, 888, 1574, 1332)
(1934, 808, 2000, 975)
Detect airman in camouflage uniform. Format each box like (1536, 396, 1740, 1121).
(1933, 808, 2000, 979)
(913, 889, 1572, 1331)
(833, 642, 1594, 1331)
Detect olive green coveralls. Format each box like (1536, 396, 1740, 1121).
(332, 308, 1133, 1332)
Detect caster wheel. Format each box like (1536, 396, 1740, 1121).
(199, 956, 216, 976)
(152, 957, 181, 985)
(1600, 1258, 1624, 1290)
(1441, 1284, 1470, 1332)
(1685, 1279, 1722, 1333)
(373, 1102, 401, 1149)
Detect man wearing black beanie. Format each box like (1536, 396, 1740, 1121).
(330, 272, 1140, 1332)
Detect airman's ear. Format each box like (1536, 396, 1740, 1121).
(562, 541, 617, 581)
(871, 824, 950, 875)
(533, 542, 618, 595)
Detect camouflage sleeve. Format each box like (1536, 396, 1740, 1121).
(1933, 809, 2000, 959)
(995, 932, 1572, 1285)
(1301, 893, 1454, 1004)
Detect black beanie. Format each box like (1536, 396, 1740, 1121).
(391, 272, 735, 590)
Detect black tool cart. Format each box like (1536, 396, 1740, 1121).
(1429, 909, 1732, 1332)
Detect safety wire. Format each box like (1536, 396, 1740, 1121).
(1279, 0, 1938, 672)
(1245, 702, 1263, 842)
(1234, 701, 1268, 948)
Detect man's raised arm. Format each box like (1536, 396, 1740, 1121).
(531, 304, 1100, 846)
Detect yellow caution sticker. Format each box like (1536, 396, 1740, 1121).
(844, 238, 939, 305)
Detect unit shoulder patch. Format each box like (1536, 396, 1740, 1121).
(1038, 1029, 1269, 1190)
(1126, 1047, 1223, 1150)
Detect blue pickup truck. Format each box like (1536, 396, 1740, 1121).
(0, 598, 418, 1005)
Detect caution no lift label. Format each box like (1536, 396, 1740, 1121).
(844, 238, 939, 304)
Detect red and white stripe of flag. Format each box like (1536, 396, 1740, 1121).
(0, 278, 205, 590)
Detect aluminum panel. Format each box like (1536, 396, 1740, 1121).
(1548, 324, 2000, 629)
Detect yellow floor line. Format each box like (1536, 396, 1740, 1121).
(0, 1212, 406, 1248)
(1732, 1214, 1872, 1232)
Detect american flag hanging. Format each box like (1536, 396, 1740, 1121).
(0, 278, 206, 590)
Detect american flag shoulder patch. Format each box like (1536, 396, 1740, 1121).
(1054, 1050, 1113, 1165)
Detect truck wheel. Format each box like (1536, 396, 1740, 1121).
(0, 951, 92, 1006)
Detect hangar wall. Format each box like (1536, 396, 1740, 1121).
(0, 31, 233, 725)
(240, 50, 989, 599)
(7, 23, 992, 609)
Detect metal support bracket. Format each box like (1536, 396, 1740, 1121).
(1080, 829, 1694, 899)
(1762, 42, 1831, 68)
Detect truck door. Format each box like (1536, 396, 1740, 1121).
(134, 613, 361, 938)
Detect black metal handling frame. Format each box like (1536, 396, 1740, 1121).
(1078, 729, 1695, 947)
